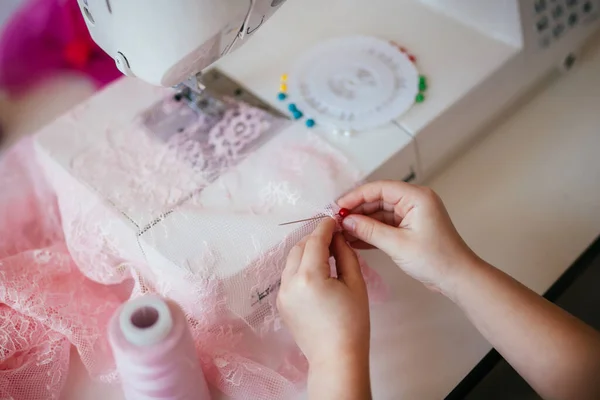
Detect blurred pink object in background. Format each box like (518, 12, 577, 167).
(0, 0, 121, 95)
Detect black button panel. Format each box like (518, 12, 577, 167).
(535, 0, 598, 49)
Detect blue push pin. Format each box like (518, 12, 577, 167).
(288, 103, 298, 112)
(292, 110, 304, 120)
(306, 119, 316, 128)
(277, 92, 287, 101)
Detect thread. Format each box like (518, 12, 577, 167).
(108, 295, 211, 400)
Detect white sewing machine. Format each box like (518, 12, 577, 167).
(74, 0, 600, 181)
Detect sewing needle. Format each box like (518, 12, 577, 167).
(278, 215, 329, 226)
(278, 208, 351, 226)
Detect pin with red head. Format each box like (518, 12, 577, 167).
(338, 208, 350, 219)
(279, 208, 351, 226)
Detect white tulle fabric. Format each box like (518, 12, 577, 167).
(0, 97, 388, 400)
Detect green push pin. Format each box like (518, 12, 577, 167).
(419, 75, 428, 91)
(416, 93, 425, 103)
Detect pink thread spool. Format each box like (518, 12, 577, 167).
(108, 295, 211, 400)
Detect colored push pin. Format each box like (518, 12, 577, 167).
(338, 208, 350, 218)
(416, 93, 425, 103)
(409, 54, 417, 63)
(419, 75, 428, 91)
(278, 74, 289, 100)
(279, 208, 351, 226)
(306, 119, 316, 128)
(289, 104, 303, 119)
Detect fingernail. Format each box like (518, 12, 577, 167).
(342, 217, 356, 232)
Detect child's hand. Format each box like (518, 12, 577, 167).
(338, 180, 481, 296)
(277, 219, 370, 367)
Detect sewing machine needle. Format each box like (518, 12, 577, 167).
(278, 215, 329, 226)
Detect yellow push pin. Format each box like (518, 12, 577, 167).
(280, 83, 288, 92)
(281, 74, 288, 82)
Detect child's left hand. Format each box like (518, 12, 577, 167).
(277, 219, 370, 366)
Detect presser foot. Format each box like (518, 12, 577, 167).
(173, 69, 288, 119)
(142, 68, 288, 142)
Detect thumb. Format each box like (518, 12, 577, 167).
(331, 234, 363, 288)
(342, 214, 404, 255)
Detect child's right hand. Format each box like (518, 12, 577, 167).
(340, 181, 600, 400)
(338, 180, 481, 297)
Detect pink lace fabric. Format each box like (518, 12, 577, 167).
(0, 96, 388, 400)
(0, 140, 132, 399)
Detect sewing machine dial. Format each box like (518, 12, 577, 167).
(288, 36, 419, 131)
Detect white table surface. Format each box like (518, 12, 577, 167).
(1, 36, 599, 400)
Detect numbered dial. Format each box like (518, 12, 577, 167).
(288, 36, 419, 131)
